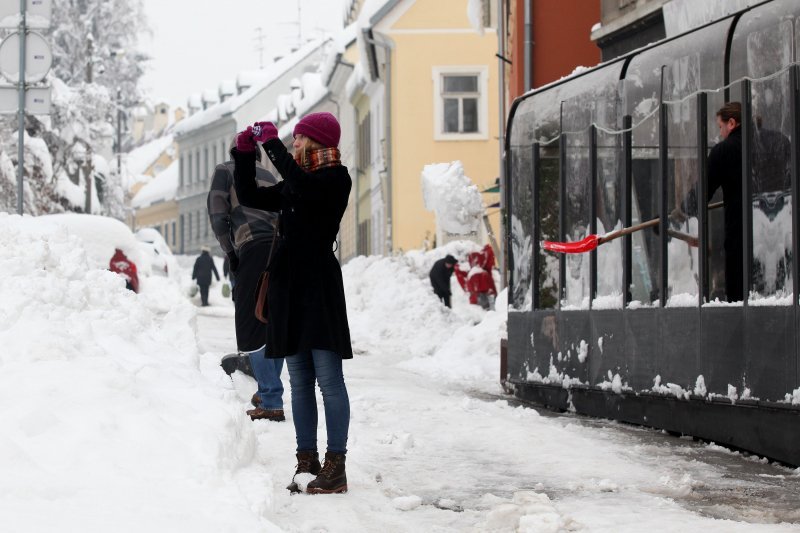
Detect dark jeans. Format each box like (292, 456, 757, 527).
(435, 290, 451, 308)
(286, 349, 350, 453)
(247, 346, 284, 410)
(199, 283, 210, 306)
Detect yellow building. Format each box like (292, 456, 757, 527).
(362, 0, 500, 253)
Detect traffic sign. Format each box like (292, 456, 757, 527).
(0, 84, 49, 114)
(0, 0, 51, 29)
(0, 31, 52, 83)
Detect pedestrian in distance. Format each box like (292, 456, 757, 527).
(233, 112, 353, 495)
(191, 246, 220, 306)
(429, 254, 457, 308)
(208, 138, 285, 422)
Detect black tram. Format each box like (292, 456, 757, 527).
(504, 0, 800, 465)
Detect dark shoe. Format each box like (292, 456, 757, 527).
(287, 451, 322, 493)
(220, 353, 240, 376)
(219, 353, 254, 378)
(306, 451, 347, 494)
(246, 408, 285, 422)
(251, 393, 261, 407)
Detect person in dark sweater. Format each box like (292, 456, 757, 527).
(232, 112, 352, 495)
(208, 140, 285, 422)
(192, 247, 220, 306)
(429, 254, 457, 308)
(706, 102, 743, 302)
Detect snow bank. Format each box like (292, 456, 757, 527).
(342, 241, 505, 392)
(0, 214, 273, 531)
(421, 161, 483, 235)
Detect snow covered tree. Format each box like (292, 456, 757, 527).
(0, 0, 149, 216)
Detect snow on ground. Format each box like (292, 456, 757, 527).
(2, 214, 799, 532)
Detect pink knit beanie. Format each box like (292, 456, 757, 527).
(293, 112, 341, 148)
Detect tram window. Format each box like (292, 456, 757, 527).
(749, 72, 793, 302)
(664, 96, 700, 305)
(510, 148, 533, 310)
(730, 15, 795, 302)
(537, 154, 560, 309)
(562, 100, 592, 309)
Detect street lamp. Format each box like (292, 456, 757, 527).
(71, 138, 94, 213)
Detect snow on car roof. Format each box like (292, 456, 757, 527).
(36, 214, 145, 271)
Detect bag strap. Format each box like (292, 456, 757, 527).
(265, 217, 280, 270)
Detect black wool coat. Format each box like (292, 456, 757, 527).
(192, 251, 219, 287)
(232, 140, 353, 359)
(429, 258, 454, 296)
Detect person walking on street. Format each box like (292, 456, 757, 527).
(208, 140, 285, 422)
(192, 246, 220, 306)
(429, 254, 457, 308)
(233, 112, 352, 494)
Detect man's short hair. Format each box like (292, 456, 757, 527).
(716, 102, 741, 125)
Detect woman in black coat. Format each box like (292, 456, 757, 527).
(232, 112, 352, 495)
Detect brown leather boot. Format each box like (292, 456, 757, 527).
(287, 451, 322, 493)
(250, 393, 261, 407)
(246, 407, 285, 421)
(306, 451, 347, 494)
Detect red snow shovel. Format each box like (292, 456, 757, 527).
(542, 201, 723, 254)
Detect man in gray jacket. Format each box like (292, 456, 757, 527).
(208, 141, 285, 421)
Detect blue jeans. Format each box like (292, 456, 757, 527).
(286, 349, 350, 454)
(247, 347, 284, 410)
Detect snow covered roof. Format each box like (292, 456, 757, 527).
(363, 0, 401, 26)
(131, 159, 179, 209)
(255, 72, 330, 141)
(173, 39, 329, 138)
(125, 135, 174, 177)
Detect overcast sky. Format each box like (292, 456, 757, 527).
(139, 0, 345, 110)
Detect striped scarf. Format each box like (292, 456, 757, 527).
(295, 147, 342, 172)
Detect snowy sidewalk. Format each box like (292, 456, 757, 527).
(199, 307, 800, 533)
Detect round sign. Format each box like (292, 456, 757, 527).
(0, 31, 52, 83)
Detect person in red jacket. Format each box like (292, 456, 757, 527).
(455, 244, 496, 309)
(109, 248, 139, 293)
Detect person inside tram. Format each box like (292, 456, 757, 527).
(706, 102, 744, 301)
(670, 102, 743, 302)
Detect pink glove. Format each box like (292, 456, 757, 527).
(252, 121, 279, 143)
(236, 126, 256, 152)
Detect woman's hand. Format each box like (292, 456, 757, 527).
(252, 121, 279, 143)
(236, 126, 257, 152)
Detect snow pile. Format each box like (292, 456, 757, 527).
(786, 387, 800, 405)
(421, 161, 484, 235)
(481, 491, 573, 532)
(599, 371, 627, 394)
(342, 241, 505, 391)
(652, 375, 690, 400)
(0, 214, 270, 531)
(694, 375, 708, 397)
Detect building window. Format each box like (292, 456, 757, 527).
(172, 221, 176, 247)
(180, 155, 185, 187)
(187, 153, 193, 184)
(357, 112, 371, 171)
(433, 66, 489, 140)
(195, 149, 201, 183)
